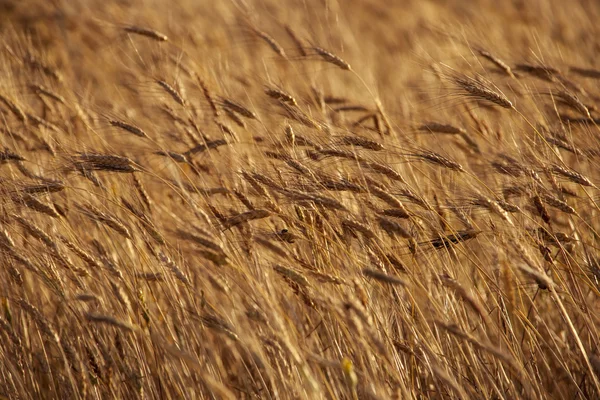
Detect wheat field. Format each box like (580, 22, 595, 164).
(1, 0, 600, 398)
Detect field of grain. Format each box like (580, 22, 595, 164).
(1, 0, 600, 398)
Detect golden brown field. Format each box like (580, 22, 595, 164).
(2, 0, 600, 398)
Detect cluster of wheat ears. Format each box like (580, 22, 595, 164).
(1, 0, 600, 398)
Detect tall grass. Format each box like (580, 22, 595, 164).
(1, 0, 600, 398)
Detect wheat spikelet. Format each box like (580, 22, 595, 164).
(551, 164, 595, 187)
(193, 75, 219, 118)
(282, 189, 346, 210)
(476, 49, 515, 78)
(396, 188, 431, 210)
(362, 268, 406, 286)
(361, 160, 405, 182)
(248, 171, 283, 191)
(220, 98, 256, 119)
(540, 193, 576, 215)
(284, 159, 312, 175)
(545, 136, 583, 155)
(18, 299, 60, 344)
(313, 46, 351, 71)
(177, 229, 224, 254)
(0, 93, 27, 123)
(264, 87, 297, 106)
(307, 270, 346, 285)
(132, 174, 152, 211)
(515, 63, 559, 82)
(223, 209, 270, 229)
(158, 252, 190, 285)
(23, 53, 63, 81)
(418, 122, 466, 134)
(156, 79, 185, 106)
(0, 148, 25, 163)
(517, 262, 553, 290)
(285, 25, 307, 56)
(75, 204, 133, 239)
(30, 84, 66, 104)
(321, 177, 365, 193)
(471, 196, 513, 224)
(72, 153, 138, 173)
(414, 151, 464, 172)
(109, 119, 148, 138)
(12, 214, 57, 249)
(199, 313, 239, 341)
(378, 208, 410, 219)
(20, 181, 65, 195)
(213, 120, 237, 140)
(439, 274, 487, 320)
(378, 216, 411, 238)
(232, 188, 255, 210)
(222, 107, 246, 128)
(453, 75, 513, 108)
(154, 150, 188, 163)
(13, 193, 60, 218)
(85, 313, 137, 332)
(58, 235, 102, 269)
(184, 138, 228, 157)
(27, 112, 60, 132)
(124, 25, 168, 41)
(279, 102, 322, 130)
(553, 90, 591, 118)
(340, 136, 384, 151)
(532, 194, 551, 223)
(274, 264, 310, 288)
(0, 317, 22, 348)
(341, 218, 376, 240)
(368, 184, 408, 211)
(570, 66, 600, 79)
(496, 199, 521, 213)
(253, 29, 286, 58)
(428, 229, 479, 249)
